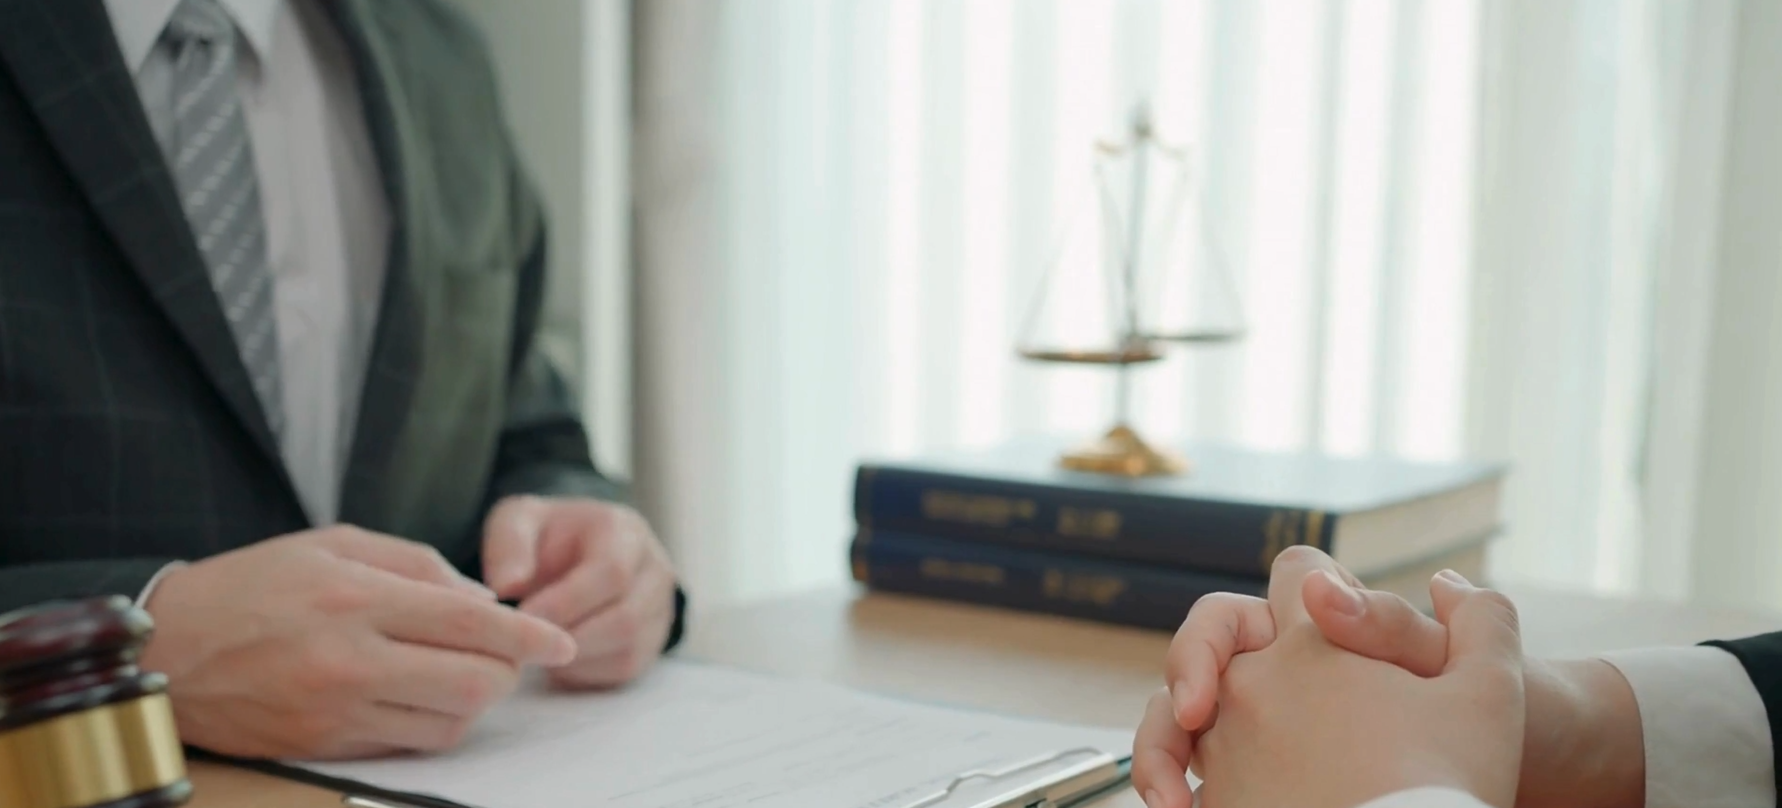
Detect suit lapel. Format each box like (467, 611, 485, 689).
(323, 0, 424, 528)
(0, 0, 296, 494)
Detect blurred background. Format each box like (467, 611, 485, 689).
(450, 0, 1782, 613)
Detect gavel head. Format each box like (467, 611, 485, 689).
(0, 597, 191, 808)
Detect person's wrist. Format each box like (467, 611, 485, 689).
(1516, 658, 1644, 808)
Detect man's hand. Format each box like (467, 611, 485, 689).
(1130, 547, 1645, 808)
(481, 496, 677, 688)
(139, 527, 578, 760)
(1183, 553, 1527, 808)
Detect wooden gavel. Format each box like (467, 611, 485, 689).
(0, 597, 192, 808)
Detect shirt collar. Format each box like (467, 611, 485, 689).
(103, 0, 283, 73)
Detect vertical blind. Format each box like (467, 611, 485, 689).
(789, 0, 1483, 462)
(629, 0, 1720, 607)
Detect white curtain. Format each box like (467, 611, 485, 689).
(626, 0, 1776, 610)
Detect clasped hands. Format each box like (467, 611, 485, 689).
(1133, 546, 1646, 808)
(139, 495, 677, 760)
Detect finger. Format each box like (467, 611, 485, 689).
(1302, 569, 1449, 677)
(482, 496, 550, 598)
(560, 555, 676, 660)
(371, 643, 523, 719)
(547, 647, 647, 688)
(519, 526, 647, 628)
(1164, 593, 1274, 732)
(1265, 545, 1342, 630)
(1186, 707, 1216, 783)
(366, 702, 475, 753)
(373, 574, 577, 666)
(1431, 570, 1468, 625)
(1132, 690, 1196, 808)
(1431, 570, 1523, 675)
(548, 567, 677, 688)
(517, 557, 626, 629)
(315, 527, 493, 599)
(531, 521, 592, 593)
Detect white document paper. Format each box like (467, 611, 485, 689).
(299, 661, 1134, 808)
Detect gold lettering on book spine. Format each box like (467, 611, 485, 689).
(1057, 507, 1122, 540)
(1042, 569, 1128, 607)
(918, 558, 1007, 587)
(921, 490, 1038, 528)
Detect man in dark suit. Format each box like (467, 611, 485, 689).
(0, 0, 682, 760)
(1131, 546, 1778, 808)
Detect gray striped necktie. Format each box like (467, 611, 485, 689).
(159, 0, 284, 438)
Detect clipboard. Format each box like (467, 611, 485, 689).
(898, 746, 1132, 808)
(334, 746, 1133, 808)
(227, 661, 1136, 808)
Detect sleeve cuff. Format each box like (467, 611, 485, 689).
(1600, 646, 1775, 808)
(134, 561, 188, 609)
(1356, 787, 1492, 808)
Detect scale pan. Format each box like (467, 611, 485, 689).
(1016, 344, 1167, 365)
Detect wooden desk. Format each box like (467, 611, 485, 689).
(184, 584, 1780, 808)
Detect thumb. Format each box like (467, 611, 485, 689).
(483, 495, 548, 598)
(1430, 570, 1523, 675)
(1303, 569, 1449, 677)
(1431, 571, 1526, 808)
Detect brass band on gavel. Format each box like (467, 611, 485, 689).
(0, 597, 192, 808)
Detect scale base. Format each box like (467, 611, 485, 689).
(1058, 424, 1188, 477)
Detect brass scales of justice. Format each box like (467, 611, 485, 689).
(1015, 104, 1246, 477)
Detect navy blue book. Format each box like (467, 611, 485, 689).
(854, 437, 1504, 579)
(850, 528, 1490, 631)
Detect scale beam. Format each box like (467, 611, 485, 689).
(1011, 102, 1245, 477)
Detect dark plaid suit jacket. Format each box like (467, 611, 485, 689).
(0, 0, 678, 634)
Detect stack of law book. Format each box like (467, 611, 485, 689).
(849, 437, 1506, 631)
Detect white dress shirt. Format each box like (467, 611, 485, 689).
(1358, 646, 1775, 808)
(103, 0, 388, 526)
